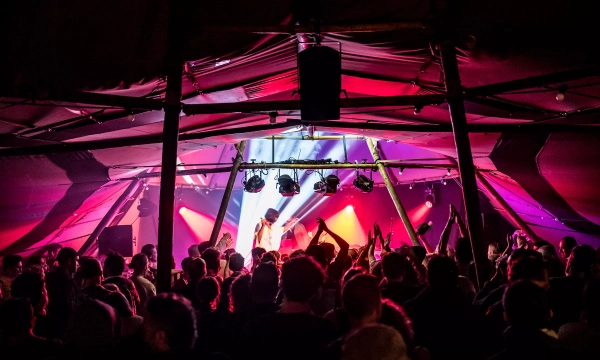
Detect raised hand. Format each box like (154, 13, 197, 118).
(373, 222, 381, 237)
(367, 230, 375, 246)
(225, 237, 234, 249)
(384, 232, 392, 251)
(317, 217, 328, 232)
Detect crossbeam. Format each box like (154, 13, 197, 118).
(201, 22, 425, 34)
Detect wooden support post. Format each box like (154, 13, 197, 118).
(439, 41, 488, 289)
(366, 137, 419, 246)
(476, 172, 539, 242)
(209, 141, 247, 247)
(78, 178, 143, 256)
(156, 0, 184, 293)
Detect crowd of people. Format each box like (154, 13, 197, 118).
(1, 205, 600, 360)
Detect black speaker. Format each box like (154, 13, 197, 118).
(98, 225, 133, 257)
(298, 46, 341, 120)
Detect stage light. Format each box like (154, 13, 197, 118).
(179, 206, 188, 215)
(424, 187, 436, 208)
(414, 105, 422, 115)
(313, 174, 340, 196)
(243, 174, 265, 193)
(399, 167, 404, 175)
(277, 173, 300, 197)
(345, 205, 354, 213)
(353, 174, 374, 193)
(447, 168, 451, 176)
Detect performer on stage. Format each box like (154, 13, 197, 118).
(254, 208, 298, 251)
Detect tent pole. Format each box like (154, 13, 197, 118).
(209, 141, 247, 247)
(366, 137, 419, 246)
(78, 178, 143, 256)
(476, 172, 540, 242)
(156, 0, 185, 293)
(439, 40, 488, 289)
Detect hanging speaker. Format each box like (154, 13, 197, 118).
(98, 225, 133, 257)
(298, 46, 341, 121)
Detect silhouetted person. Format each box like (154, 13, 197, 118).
(404, 256, 479, 359)
(46, 247, 78, 339)
(490, 280, 559, 360)
(201, 247, 222, 279)
(549, 244, 596, 328)
(0, 298, 63, 358)
(559, 236, 577, 260)
(175, 257, 206, 309)
(10, 270, 52, 338)
(103, 252, 140, 314)
(380, 252, 422, 306)
(64, 297, 120, 357)
(341, 324, 409, 360)
(79, 258, 111, 302)
(129, 253, 156, 316)
(0, 254, 23, 299)
(140, 244, 158, 281)
(143, 293, 197, 357)
(242, 256, 336, 360)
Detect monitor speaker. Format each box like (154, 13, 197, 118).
(98, 225, 133, 257)
(298, 46, 341, 120)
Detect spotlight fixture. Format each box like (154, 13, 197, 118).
(424, 185, 437, 208)
(313, 174, 340, 196)
(277, 171, 300, 197)
(399, 167, 404, 175)
(353, 168, 374, 193)
(556, 85, 567, 102)
(243, 173, 265, 193)
(447, 168, 451, 176)
(414, 105, 422, 115)
(269, 112, 277, 124)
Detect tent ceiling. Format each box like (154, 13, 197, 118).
(1, 0, 599, 255)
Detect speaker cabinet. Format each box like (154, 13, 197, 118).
(98, 225, 133, 257)
(298, 46, 341, 120)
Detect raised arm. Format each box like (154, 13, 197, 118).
(308, 219, 325, 248)
(500, 233, 513, 258)
(417, 234, 436, 254)
(216, 232, 233, 253)
(255, 219, 267, 248)
(436, 205, 456, 256)
(374, 223, 391, 254)
(320, 217, 350, 254)
(355, 230, 374, 271)
(453, 205, 468, 239)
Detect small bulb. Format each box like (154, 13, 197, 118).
(206, 191, 209, 194)
(409, 183, 414, 190)
(127, 114, 135, 121)
(399, 168, 404, 175)
(447, 169, 451, 176)
(556, 92, 565, 101)
(443, 179, 447, 185)
(145, 186, 149, 191)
